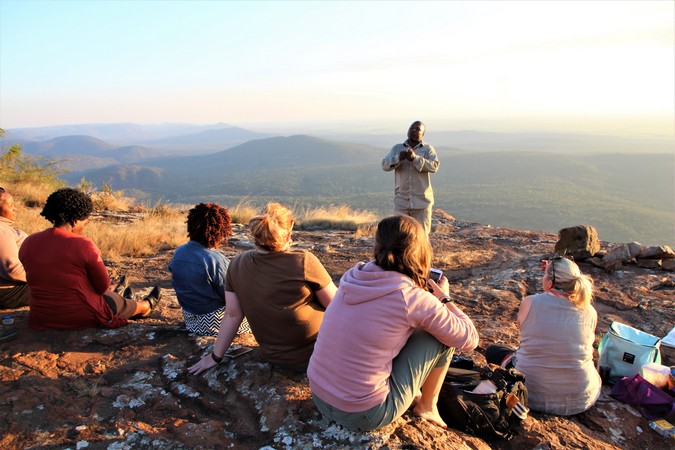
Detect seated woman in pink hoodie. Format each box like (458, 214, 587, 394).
(308, 215, 479, 431)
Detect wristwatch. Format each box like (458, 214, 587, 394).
(211, 352, 224, 364)
(440, 296, 453, 304)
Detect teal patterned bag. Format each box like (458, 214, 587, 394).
(598, 321, 661, 382)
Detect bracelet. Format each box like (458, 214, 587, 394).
(211, 352, 223, 364)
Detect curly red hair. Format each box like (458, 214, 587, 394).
(186, 203, 232, 248)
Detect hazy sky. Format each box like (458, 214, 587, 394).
(1, 0, 673, 136)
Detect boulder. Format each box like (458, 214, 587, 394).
(602, 244, 633, 267)
(636, 259, 662, 270)
(433, 209, 456, 222)
(626, 242, 643, 259)
(639, 245, 675, 260)
(603, 259, 623, 272)
(588, 257, 606, 269)
(554, 225, 600, 259)
(663, 259, 675, 272)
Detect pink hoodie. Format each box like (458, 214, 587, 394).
(308, 261, 478, 412)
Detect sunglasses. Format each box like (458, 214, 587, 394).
(541, 256, 573, 286)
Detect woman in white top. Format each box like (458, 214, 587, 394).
(486, 256, 601, 415)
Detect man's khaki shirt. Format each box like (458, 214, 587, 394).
(381, 140, 439, 210)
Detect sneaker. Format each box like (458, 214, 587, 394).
(0, 325, 18, 343)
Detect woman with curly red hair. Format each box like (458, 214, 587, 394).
(169, 202, 249, 336)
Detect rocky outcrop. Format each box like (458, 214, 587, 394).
(1, 211, 673, 449)
(590, 243, 675, 272)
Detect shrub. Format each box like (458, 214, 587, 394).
(1, 129, 65, 205)
(77, 178, 133, 211)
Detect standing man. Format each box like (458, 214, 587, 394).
(0, 187, 30, 309)
(382, 121, 439, 235)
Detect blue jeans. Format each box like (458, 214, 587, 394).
(313, 330, 453, 431)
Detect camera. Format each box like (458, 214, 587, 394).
(429, 268, 443, 283)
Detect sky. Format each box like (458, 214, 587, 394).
(0, 0, 673, 136)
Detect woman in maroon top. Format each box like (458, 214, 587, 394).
(19, 188, 161, 330)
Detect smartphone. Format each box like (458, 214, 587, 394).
(429, 268, 443, 283)
(224, 346, 254, 359)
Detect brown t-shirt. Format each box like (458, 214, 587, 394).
(225, 249, 332, 367)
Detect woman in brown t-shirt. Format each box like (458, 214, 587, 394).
(188, 202, 337, 374)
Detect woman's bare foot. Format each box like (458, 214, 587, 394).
(413, 403, 447, 429)
(409, 392, 422, 410)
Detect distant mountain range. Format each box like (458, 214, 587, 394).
(4, 122, 272, 155)
(4, 122, 267, 143)
(3, 122, 673, 245)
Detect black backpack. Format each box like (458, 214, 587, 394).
(438, 365, 528, 440)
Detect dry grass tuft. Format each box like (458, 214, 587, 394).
(297, 204, 379, 231)
(354, 223, 377, 238)
(147, 201, 183, 219)
(229, 199, 259, 224)
(4, 180, 59, 208)
(15, 203, 49, 235)
(90, 191, 133, 211)
(85, 212, 186, 261)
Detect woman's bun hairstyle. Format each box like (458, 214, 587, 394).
(248, 202, 294, 252)
(547, 257, 594, 309)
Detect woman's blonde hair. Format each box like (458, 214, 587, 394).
(248, 202, 294, 252)
(374, 215, 432, 289)
(546, 257, 594, 309)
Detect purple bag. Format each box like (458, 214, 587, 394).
(610, 373, 675, 420)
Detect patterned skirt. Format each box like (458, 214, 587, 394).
(182, 307, 251, 336)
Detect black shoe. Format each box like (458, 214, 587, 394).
(145, 285, 162, 311)
(129, 286, 162, 320)
(0, 325, 18, 343)
(114, 275, 129, 295)
(122, 286, 135, 300)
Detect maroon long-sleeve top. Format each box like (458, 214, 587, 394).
(19, 227, 127, 330)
